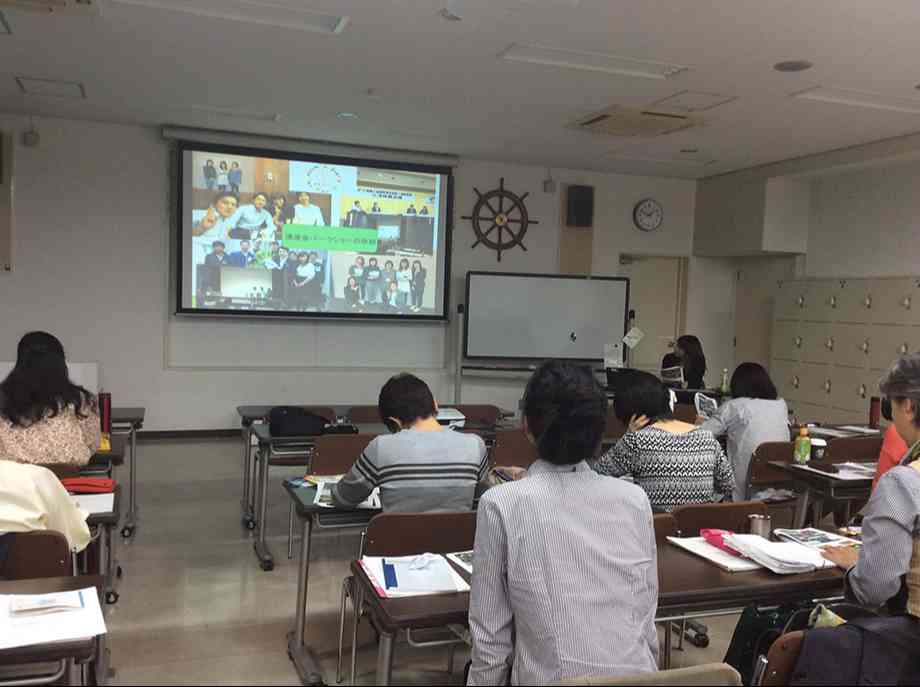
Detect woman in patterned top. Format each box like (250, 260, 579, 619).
(595, 370, 734, 512)
(0, 332, 100, 466)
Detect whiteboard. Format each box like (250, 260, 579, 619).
(464, 272, 629, 360)
(0, 362, 99, 393)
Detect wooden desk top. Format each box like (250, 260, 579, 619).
(111, 407, 146, 428)
(350, 540, 844, 633)
(85, 485, 121, 527)
(283, 481, 379, 528)
(0, 575, 103, 666)
(768, 461, 874, 488)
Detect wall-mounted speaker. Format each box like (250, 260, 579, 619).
(566, 184, 594, 228)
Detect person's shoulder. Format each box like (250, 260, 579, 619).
(879, 463, 920, 491)
(0, 459, 54, 484)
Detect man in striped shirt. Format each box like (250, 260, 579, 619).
(332, 374, 487, 512)
(468, 361, 659, 685)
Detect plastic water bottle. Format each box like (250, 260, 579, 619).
(794, 426, 811, 465)
(720, 368, 730, 395)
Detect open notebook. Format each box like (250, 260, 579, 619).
(360, 554, 469, 598)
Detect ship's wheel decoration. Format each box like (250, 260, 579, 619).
(462, 177, 539, 261)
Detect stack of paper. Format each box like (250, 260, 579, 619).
(446, 550, 474, 575)
(667, 537, 762, 573)
(72, 493, 115, 515)
(0, 588, 106, 650)
(361, 554, 469, 598)
(725, 534, 834, 575)
(773, 528, 860, 549)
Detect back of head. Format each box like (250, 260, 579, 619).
(378, 373, 436, 431)
(677, 334, 707, 382)
(0, 332, 89, 427)
(613, 370, 673, 425)
(879, 353, 920, 427)
(523, 360, 606, 465)
(730, 362, 778, 400)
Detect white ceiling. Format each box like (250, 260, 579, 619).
(4, 0, 920, 179)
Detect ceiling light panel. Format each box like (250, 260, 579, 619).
(651, 90, 736, 114)
(110, 0, 348, 34)
(499, 43, 688, 80)
(792, 86, 920, 114)
(15, 76, 86, 98)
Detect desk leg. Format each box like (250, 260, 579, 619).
(253, 447, 274, 571)
(122, 426, 138, 538)
(241, 424, 256, 528)
(287, 516, 324, 685)
(793, 487, 812, 529)
(661, 622, 672, 670)
(376, 632, 395, 686)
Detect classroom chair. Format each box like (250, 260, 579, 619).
(490, 429, 539, 468)
(653, 513, 678, 544)
(0, 531, 76, 580)
(286, 433, 378, 559)
(451, 404, 503, 426)
(552, 662, 742, 685)
(747, 441, 800, 524)
(604, 407, 627, 442)
(754, 631, 804, 686)
(673, 403, 698, 425)
(302, 406, 337, 423)
(338, 511, 477, 684)
(346, 405, 382, 424)
(671, 500, 769, 536)
(822, 435, 883, 463)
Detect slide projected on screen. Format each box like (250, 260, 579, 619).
(177, 142, 451, 320)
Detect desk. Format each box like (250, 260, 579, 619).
(84, 487, 122, 606)
(351, 540, 844, 685)
(769, 461, 874, 528)
(111, 407, 145, 539)
(285, 481, 379, 685)
(0, 575, 106, 685)
(84, 434, 126, 474)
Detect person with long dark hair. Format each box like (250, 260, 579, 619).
(410, 260, 427, 312)
(0, 332, 100, 466)
(468, 361, 658, 685)
(699, 362, 789, 500)
(675, 335, 707, 389)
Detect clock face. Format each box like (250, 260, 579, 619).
(633, 198, 663, 232)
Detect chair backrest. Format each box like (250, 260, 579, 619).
(672, 500, 768, 537)
(303, 406, 337, 422)
(552, 662, 742, 685)
(653, 513, 678, 543)
(452, 404, 502, 426)
(363, 511, 477, 557)
(310, 434, 377, 475)
(347, 405, 382, 424)
(748, 442, 797, 495)
(674, 403, 698, 424)
(491, 429, 539, 468)
(823, 435, 883, 464)
(604, 407, 627, 441)
(759, 631, 804, 686)
(0, 531, 73, 580)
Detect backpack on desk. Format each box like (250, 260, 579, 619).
(268, 407, 327, 437)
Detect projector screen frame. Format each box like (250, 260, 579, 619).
(463, 270, 630, 361)
(174, 139, 454, 322)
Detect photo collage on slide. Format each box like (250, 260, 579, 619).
(189, 152, 441, 315)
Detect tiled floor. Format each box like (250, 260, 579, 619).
(106, 437, 738, 685)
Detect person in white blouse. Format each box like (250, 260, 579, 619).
(291, 192, 326, 226)
(396, 258, 412, 308)
(228, 192, 274, 240)
(0, 460, 91, 552)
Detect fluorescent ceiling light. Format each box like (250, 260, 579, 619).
(110, 0, 348, 34)
(15, 76, 86, 98)
(500, 43, 688, 79)
(792, 86, 920, 114)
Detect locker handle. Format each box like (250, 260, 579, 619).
(824, 380, 832, 394)
(861, 340, 870, 355)
(828, 295, 838, 309)
(864, 295, 873, 309)
(859, 384, 867, 399)
(900, 343, 909, 355)
(796, 295, 805, 309)
(792, 376, 800, 389)
(824, 338, 835, 351)
(794, 336, 803, 349)
(902, 296, 912, 311)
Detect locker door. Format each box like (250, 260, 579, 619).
(805, 281, 839, 323)
(795, 402, 828, 425)
(831, 323, 871, 369)
(771, 320, 801, 361)
(835, 279, 872, 323)
(800, 322, 834, 365)
(869, 278, 917, 325)
(867, 325, 919, 371)
(798, 363, 832, 406)
(829, 366, 875, 414)
(775, 281, 807, 321)
(771, 359, 801, 403)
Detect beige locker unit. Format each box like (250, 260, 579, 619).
(771, 320, 802, 361)
(797, 362, 833, 406)
(868, 278, 920, 326)
(794, 402, 828, 425)
(835, 279, 873, 323)
(799, 322, 834, 364)
(825, 406, 864, 425)
(830, 323, 871, 369)
(867, 325, 918, 371)
(771, 359, 801, 403)
(829, 367, 877, 414)
(804, 281, 841, 323)
(775, 281, 807, 321)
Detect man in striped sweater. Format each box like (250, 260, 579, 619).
(332, 374, 488, 512)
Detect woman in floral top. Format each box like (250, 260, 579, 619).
(0, 332, 100, 466)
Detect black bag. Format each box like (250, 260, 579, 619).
(724, 603, 812, 685)
(268, 407, 327, 437)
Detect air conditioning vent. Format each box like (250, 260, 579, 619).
(0, 0, 99, 15)
(569, 106, 699, 138)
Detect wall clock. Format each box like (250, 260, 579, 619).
(633, 198, 663, 232)
(462, 177, 539, 261)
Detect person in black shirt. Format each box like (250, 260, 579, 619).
(406, 203, 418, 215)
(203, 159, 217, 191)
(344, 276, 362, 310)
(419, 206, 430, 216)
(365, 257, 383, 306)
(410, 260, 427, 312)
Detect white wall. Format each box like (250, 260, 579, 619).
(0, 115, 700, 429)
(806, 161, 920, 278)
(684, 257, 737, 386)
